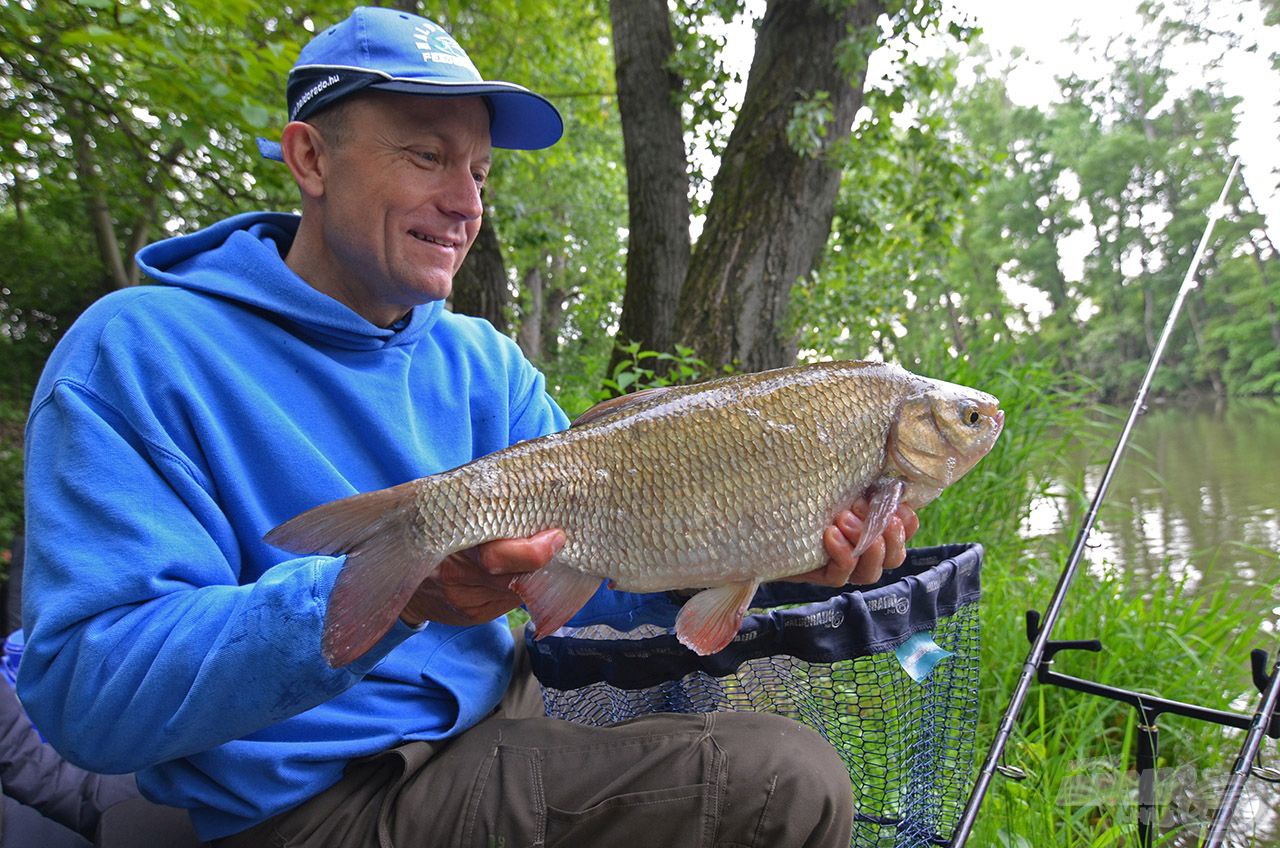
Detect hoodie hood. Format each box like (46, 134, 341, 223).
(136, 212, 443, 351)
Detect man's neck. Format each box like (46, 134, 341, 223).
(285, 219, 405, 328)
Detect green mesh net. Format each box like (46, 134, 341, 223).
(527, 543, 983, 847)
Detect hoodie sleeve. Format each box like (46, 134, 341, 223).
(18, 380, 412, 775)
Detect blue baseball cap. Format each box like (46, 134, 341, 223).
(256, 6, 563, 160)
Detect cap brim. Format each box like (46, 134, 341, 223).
(367, 79, 563, 150)
(255, 80, 563, 162)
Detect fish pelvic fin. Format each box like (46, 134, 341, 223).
(675, 579, 760, 656)
(850, 478, 906, 559)
(511, 562, 602, 639)
(265, 481, 439, 668)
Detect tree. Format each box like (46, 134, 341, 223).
(604, 0, 983, 376)
(0, 0, 307, 289)
(606, 0, 690, 372)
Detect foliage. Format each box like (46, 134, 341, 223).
(597, 341, 723, 401)
(436, 0, 629, 378)
(795, 32, 1278, 402)
(0, 401, 23, 550)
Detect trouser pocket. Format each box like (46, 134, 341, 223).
(545, 783, 717, 848)
(446, 715, 728, 848)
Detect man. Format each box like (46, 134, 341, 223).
(20, 8, 916, 846)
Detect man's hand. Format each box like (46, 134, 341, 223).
(782, 498, 919, 588)
(399, 529, 566, 627)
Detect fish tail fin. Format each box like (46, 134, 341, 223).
(266, 480, 440, 668)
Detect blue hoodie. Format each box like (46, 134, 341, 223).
(19, 212, 674, 839)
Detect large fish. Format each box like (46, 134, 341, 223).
(266, 361, 1004, 667)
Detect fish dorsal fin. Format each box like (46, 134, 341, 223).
(571, 385, 678, 428)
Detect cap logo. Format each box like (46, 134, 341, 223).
(412, 22, 479, 75)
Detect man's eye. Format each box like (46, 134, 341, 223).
(417, 151, 439, 163)
(473, 172, 487, 186)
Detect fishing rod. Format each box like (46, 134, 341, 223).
(948, 157, 1244, 846)
(1200, 649, 1280, 847)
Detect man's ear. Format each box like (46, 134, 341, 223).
(280, 121, 328, 199)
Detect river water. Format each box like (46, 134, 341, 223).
(1023, 398, 1280, 620)
(1021, 398, 1280, 844)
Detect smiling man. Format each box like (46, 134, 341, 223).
(18, 7, 915, 847)
(283, 93, 492, 322)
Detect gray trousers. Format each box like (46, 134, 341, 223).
(219, 641, 853, 848)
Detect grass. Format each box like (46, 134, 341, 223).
(823, 350, 1277, 845)
(958, 397, 1279, 848)
(971, 555, 1277, 847)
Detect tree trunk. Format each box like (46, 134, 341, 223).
(675, 0, 884, 371)
(1140, 249, 1156, 356)
(517, 265, 544, 360)
(10, 167, 26, 235)
(606, 0, 691, 374)
(69, 103, 131, 291)
(1185, 292, 1224, 397)
(124, 140, 185, 285)
(451, 215, 509, 333)
(542, 283, 571, 359)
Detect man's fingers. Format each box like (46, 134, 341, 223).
(897, 505, 920, 542)
(828, 513, 858, 564)
(823, 525, 854, 575)
(882, 515, 907, 571)
(850, 496, 870, 520)
(850, 535, 886, 585)
(471, 529, 566, 575)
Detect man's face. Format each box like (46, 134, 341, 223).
(313, 92, 491, 325)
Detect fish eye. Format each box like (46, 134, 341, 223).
(962, 405, 980, 426)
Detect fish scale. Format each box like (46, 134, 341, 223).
(266, 360, 1004, 666)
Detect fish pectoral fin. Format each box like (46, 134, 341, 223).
(511, 563, 603, 639)
(325, 541, 442, 669)
(675, 579, 760, 656)
(851, 478, 906, 558)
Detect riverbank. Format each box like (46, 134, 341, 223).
(964, 397, 1280, 846)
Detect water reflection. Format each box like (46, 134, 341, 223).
(1024, 398, 1280, 613)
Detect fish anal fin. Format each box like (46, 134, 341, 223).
(850, 478, 906, 559)
(571, 385, 678, 428)
(675, 579, 760, 656)
(511, 563, 602, 639)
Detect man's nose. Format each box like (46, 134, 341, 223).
(440, 167, 483, 220)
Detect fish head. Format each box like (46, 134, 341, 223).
(886, 379, 1004, 501)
